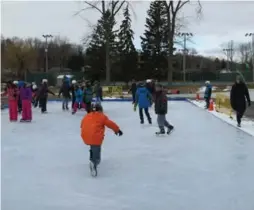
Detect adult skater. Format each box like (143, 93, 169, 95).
(134, 82, 152, 124)
(31, 82, 38, 106)
(19, 83, 32, 122)
(154, 84, 174, 135)
(3, 81, 19, 122)
(36, 79, 55, 113)
(80, 103, 123, 177)
(83, 81, 93, 113)
(204, 81, 212, 109)
(72, 85, 86, 115)
(58, 80, 71, 110)
(230, 75, 251, 127)
(70, 80, 77, 109)
(93, 81, 103, 105)
(129, 79, 137, 104)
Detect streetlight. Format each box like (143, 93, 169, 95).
(178, 32, 193, 82)
(42, 34, 53, 74)
(245, 33, 254, 82)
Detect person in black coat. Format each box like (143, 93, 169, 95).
(154, 84, 174, 135)
(70, 80, 77, 109)
(35, 79, 55, 113)
(58, 80, 71, 110)
(129, 79, 137, 104)
(230, 75, 251, 127)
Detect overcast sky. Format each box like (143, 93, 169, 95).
(1, 1, 254, 58)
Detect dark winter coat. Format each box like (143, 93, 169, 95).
(130, 83, 137, 95)
(94, 84, 103, 99)
(59, 81, 71, 98)
(83, 87, 93, 103)
(154, 90, 168, 115)
(230, 82, 251, 112)
(204, 84, 212, 99)
(70, 85, 76, 99)
(37, 83, 54, 99)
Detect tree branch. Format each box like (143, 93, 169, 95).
(112, 0, 126, 16)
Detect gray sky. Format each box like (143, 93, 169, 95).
(1, 1, 254, 58)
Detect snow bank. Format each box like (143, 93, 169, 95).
(189, 100, 254, 137)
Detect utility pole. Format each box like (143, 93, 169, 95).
(178, 32, 193, 82)
(223, 40, 234, 71)
(245, 33, 254, 82)
(42, 34, 53, 74)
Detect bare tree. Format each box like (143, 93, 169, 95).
(76, 1, 130, 83)
(162, 0, 202, 83)
(237, 42, 252, 64)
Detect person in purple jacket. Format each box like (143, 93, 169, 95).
(19, 83, 32, 122)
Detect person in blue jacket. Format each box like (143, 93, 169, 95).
(72, 85, 86, 114)
(134, 82, 152, 124)
(204, 81, 212, 109)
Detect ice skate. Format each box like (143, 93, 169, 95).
(155, 130, 165, 135)
(167, 126, 174, 135)
(237, 123, 241, 127)
(89, 161, 97, 177)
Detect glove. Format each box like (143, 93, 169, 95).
(248, 101, 251, 107)
(134, 104, 137, 112)
(115, 130, 123, 136)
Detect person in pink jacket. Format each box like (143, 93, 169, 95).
(3, 81, 19, 122)
(19, 83, 33, 122)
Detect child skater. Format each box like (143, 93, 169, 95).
(35, 79, 55, 113)
(80, 103, 123, 176)
(134, 82, 152, 124)
(154, 84, 174, 135)
(4, 81, 19, 122)
(72, 85, 86, 114)
(20, 83, 32, 122)
(83, 81, 93, 113)
(70, 80, 77, 109)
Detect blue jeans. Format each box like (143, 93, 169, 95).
(95, 97, 101, 105)
(62, 97, 69, 109)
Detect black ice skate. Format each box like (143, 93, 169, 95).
(140, 120, 144, 124)
(237, 123, 241, 127)
(167, 126, 174, 135)
(89, 161, 98, 177)
(156, 130, 165, 135)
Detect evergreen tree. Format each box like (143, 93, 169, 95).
(85, 10, 118, 80)
(117, 5, 137, 81)
(140, 0, 168, 79)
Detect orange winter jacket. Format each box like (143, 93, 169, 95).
(81, 112, 120, 146)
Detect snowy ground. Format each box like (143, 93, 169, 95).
(2, 101, 254, 210)
(190, 100, 254, 137)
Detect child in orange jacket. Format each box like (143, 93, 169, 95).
(80, 103, 123, 176)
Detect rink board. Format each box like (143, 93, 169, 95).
(1, 97, 187, 109)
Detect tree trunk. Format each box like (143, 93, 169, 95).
(105, 38, 111, 84)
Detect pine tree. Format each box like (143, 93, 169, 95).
(85, 10, 118, 80)
(140, 0, 168, 78)
(117, 5, 137, 80)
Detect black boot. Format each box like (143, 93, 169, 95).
(156, 127, 165, 135)
(167, 125, 174, 134)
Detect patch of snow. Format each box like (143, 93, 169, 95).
(189, 99, 254, 137)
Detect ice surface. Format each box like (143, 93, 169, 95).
(2, 101, 254, 210)
(190, 100, 254, 137)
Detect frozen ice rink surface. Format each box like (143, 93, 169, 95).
(2, 101, 254, 210)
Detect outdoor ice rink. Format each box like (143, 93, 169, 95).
(2, 101, 254, 210)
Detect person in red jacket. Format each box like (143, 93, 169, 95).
(80, 103, 123, 176)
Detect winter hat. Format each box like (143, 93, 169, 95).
(205, 81, 210, 85)
(42, 79, 48, 83)
(13, 80, 18, 85)
(72, 80, 77, 84)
